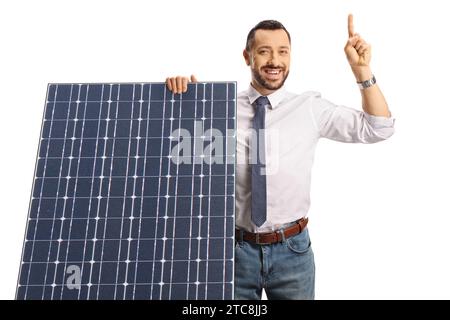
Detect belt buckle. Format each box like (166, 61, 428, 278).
(255, 232, 271, 245)
(255, 233, 261, 244)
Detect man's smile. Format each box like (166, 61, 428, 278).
(262, 67, 284, 81)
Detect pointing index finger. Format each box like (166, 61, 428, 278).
(348, 14, 355, 38)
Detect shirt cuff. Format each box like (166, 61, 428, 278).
(364, 112, 395, 129)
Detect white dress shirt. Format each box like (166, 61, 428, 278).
(235, 85, 395, 232)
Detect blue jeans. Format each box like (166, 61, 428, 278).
(234, 228, 315, 300)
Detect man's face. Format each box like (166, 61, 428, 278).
(244, 29, 291, 95)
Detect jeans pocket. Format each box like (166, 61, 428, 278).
(286, 230, 311, 255)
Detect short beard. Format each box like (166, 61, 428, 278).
(252, 68, 289, 91)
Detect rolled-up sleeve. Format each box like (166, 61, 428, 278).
(311, 95, 395, 143)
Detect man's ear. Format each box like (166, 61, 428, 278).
(243, 49, 251, 66)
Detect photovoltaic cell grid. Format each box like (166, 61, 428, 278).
(16, 82, 236, 300)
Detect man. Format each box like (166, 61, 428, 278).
(166, 14, 394, 300)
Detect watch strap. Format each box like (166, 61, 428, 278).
(357, 75, 376, 90)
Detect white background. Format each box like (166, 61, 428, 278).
(1, 0, 449, 300)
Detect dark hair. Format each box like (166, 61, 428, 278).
(245, 20, 291, 52)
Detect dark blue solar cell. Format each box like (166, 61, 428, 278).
(170, 101, 182, 118)
(87, 84, 104, 101)
(48, 120, 68, 138)
(47, 103, 67, 120)
(147, 101, 163, 118)
(17, 82, 236, 300)
(149, 84, 165, 101)
(55, 85, 73, 102)
(76, 85, 88, 102)
(202, 84, 213, 101)
(180, 101, 196, 118)
(72, 198, 94, 218)
(117, 84, 134, 101)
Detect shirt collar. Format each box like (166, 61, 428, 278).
(247, 84, 286, 109)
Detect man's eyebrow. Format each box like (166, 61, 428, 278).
(256, 45, 290, 51)
(256, 46, 272, 50)
(256, 45, 290, 50)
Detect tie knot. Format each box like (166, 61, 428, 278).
(254, 96, 270, 108)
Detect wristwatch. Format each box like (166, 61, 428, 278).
(357, 75, 376, 90)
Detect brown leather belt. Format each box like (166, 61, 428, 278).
(235, 217, 308, 245)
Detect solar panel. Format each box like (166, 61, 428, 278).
(16, 82, 236, 300)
